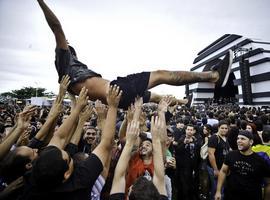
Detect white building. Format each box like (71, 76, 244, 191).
(187, 34, 270, 107)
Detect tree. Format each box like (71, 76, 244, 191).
(1, 87, 48, 99)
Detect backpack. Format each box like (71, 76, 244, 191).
(200, 134, 220, 160)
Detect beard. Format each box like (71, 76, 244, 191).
(238, 144, 250, 152)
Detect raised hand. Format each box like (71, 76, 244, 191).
(158, 95, 173, 113)
(126, 105, 134, 124)
(76, 87, 89, 110)
(95, 100, 108, 120)
(126, 120, 140, 145)
(16, 130, 30, 146)
(17, 106, 37, 130)
(106, 85, 122, 108)
(150, 115, 166, 141)
(49, 96, 63, 118)
(58, 75, 71, 98)
(79, 104, 93, 125)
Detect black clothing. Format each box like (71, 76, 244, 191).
(223, 150, 270, 200)
(55, 48, 101, 90)
(175, 135, 201, 200)
(19, 153, 103, 200)
(110, 72, 151, 110)
(208, 134, 230, 169)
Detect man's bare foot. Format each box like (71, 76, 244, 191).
(210, 71, 220, 83)
(171, 97, 188, 105)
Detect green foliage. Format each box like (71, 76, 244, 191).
(0, 87, 55, 99)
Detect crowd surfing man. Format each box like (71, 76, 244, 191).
(37, 0, 233, 110)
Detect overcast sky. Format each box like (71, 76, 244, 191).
(0, 0, 269, 98)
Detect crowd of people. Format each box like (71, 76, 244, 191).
(1, 0, 270, 199)
(0, 76, 270, 200)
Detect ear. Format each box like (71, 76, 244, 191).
(250, 139, 254, 146)
(25, 163, 32, 170)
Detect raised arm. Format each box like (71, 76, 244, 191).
(35, 75, 70, 142)
(94, 100, 108, 131)
(157, 96, 173, 155)
(110, 120, 140, 194)
(48, 87, 88, 149)
(92, 85, 122, 166)
(151, 115, 167, 196)
(37, 0, 68, 49)
(0, 106, 36, 160)
(69, 105, 93, 145)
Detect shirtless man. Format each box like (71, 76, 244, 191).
(37, 0, 233, 109)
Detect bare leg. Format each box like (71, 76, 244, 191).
(147, 70, 218, 89)
(37, 0, 68, 49)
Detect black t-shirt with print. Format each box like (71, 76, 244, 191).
(223, 150, 270, 200)
(109, 193, 168, 200)
(208, 134, 230, 169)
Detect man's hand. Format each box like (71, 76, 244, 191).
(106, 85, 122, 108)
(126, 105, 134, 124)
(48, 96, 63, 118)
(58, 75, 71, 97)
(215, 191, 222, 200)
(79, 104, 93, 125)
(151, 115, 166, 141)
(214, 169, 220, 177)
(158, 95, 173, 113)
(95, 100, 108, 120)
(75, 87, 89, 110)
(17, 105, 37, 130)
(126, 120, 140, 145)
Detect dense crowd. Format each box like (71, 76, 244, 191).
(1, 0, 270, 199)
(0, 76, 270, 200)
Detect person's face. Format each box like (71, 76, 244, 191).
(203, 126, 209, 135)
(185, 126, 194, 138)
(176, 122, 184, 129)
(246, 125, 253, 133)
(166, 133, 174, 146)
(83, 122, 91, 131)
(17, 146, 39, 161)
(5, 117, 12, 124)
(83, 128, 97, 144)
(36, 121, 43, 130)
(218, 124, 228, 136)
(139, 140, 153, 157)
(237, 135, 253, 152)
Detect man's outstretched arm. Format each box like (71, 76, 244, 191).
(37, 0, 68, 49)
(110, 120, 140, 194)
(92, 85, 122, 167)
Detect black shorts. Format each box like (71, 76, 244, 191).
(110, 72, 151, 109)
(54, 48, 101, 90)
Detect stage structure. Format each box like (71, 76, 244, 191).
(186, 34, 270, 107)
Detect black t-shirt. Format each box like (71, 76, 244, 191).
(109, 193, 168, 200)
(224, 150, 270, 199)
(175, 135, 201, 169)
(19, 153, 103, 200)
(208, 134, 230, 169)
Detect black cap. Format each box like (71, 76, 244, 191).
(238, 130, 254, 140)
